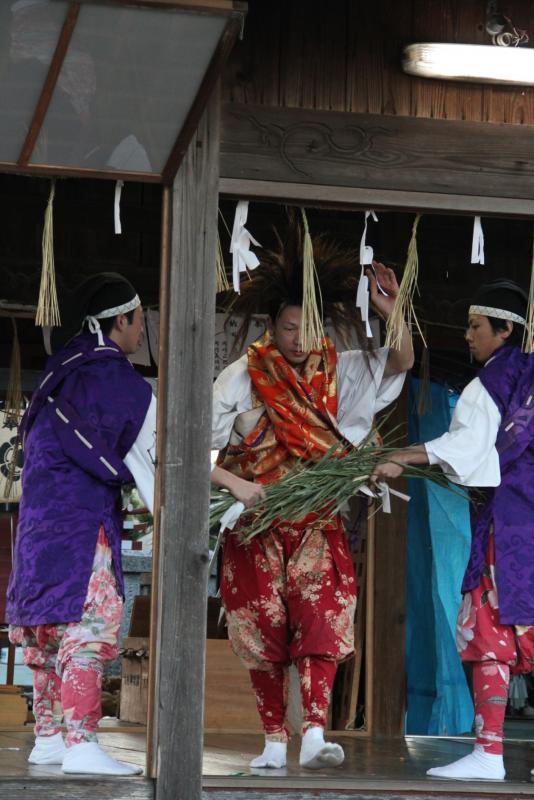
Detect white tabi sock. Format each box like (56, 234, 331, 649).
(62, 741, 143, 776)
(28, 732, 66, 764)
(299, 726, 344, 770)
(249, 740, 287, 769)
(426, 746, 505, 781)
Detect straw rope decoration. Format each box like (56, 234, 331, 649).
(523, 230, 534, 353)
(385, 213, 426, 350)
(3, 319, 23, 499)
(35, 180, 61, 328)
(216, 229, 230, 293)
(299, 208, 325, 351)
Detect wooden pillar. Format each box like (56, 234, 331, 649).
(153, 88, 219, 800)
(371, 383, 409, 736)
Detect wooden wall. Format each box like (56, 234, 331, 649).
(223, 0, 534, 125)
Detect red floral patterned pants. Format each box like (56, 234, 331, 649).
(456, 532, 534, 755)
(220, 519, 357, 740)
(9, 528, 122, 746)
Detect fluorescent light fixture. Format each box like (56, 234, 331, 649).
(403, 42, 534, 86)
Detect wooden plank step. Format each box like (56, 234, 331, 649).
(0, 778, 153, 800)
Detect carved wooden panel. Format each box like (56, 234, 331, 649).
(221, 103, 534, 207)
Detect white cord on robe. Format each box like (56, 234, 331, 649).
(86, 316, 105, 346)
(114, 180, 124, 235)
(471, 216, 485, 265)
(357, 210, 378, 337)
(229, 200, 261, 293)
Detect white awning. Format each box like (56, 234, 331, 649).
(0, 0, 244, 183)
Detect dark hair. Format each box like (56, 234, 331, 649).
(487, 316, 524, 348)
(83, 308, 135, 336)
(225, 214, 369, 354)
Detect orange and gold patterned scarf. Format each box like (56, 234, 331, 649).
(217, 331, 344, 486)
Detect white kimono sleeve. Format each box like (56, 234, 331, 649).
(424, 378, 501, 487)
(124, 393, 157, 513)
(211, 355, 253, 450)
(336, 347, 406, 445)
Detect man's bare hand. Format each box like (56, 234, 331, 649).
(371, 460, 404, 485)
(231, 476, 266, 509)
(366, 261, 399, 319)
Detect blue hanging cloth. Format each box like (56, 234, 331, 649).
(405, 377, 474, 735)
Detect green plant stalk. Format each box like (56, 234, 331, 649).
(209, 439, 466, 541)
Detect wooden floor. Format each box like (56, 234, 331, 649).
(203, 732, 534, 798)
(2, 729, 534, 799)
(0, 726, 152, 800)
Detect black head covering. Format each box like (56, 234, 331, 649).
(51, 272, 140, 352)
(470, 279, 528, 324)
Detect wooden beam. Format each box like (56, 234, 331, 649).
(17, 3, 81, 167)
(153, 88, 219, 799)
(0, 162, 161, 184)
(364, 509, 376, 735)
(0, 779, 153, 800)
(77, 0, 240, 13)
(220, 103, 534, 215)
(371, 385, 409, 737)
(219, 177, 534, 219)
(161, 16, 241, 185)
(146, 186, 172, 778)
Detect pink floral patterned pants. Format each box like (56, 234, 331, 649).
(9, 527, 123, 746)
(456, 531, 534, 755)
(221, 518, 357, 741)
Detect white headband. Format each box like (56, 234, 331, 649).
(91, 294, 140, 320)
(85, 295, 141, 345)
(469, 304, 526, 325)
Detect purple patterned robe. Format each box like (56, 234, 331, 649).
(461, 346, 534, 624)
(6, 334, 152, 626)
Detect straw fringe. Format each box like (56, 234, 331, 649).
(35, 180, 61, 328)
(385, 214, 426, 350)
(299, 208, 324, 351)
(522, 231, 534, 353)
(216, 230, 230, 293)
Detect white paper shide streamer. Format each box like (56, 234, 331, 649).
(219, 501, 245, 532)
(230, 200, 261, 293)
(357, 210, 378, 337)
(114, 180, 124, 235)
(359, 482, 411, 513)
(471, 216, 485, 265)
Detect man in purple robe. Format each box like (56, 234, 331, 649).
(6, 273, 156, 776)
(373, 279, 534, 781)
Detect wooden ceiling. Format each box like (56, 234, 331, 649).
(223, 0, 534, 124)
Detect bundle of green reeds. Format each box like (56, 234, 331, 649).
(210, 428, 459, 541)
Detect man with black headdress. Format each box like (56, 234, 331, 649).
(373, 279, 534, 782)
(211, 223, 414, 771)
(6, 273, 156, 776)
